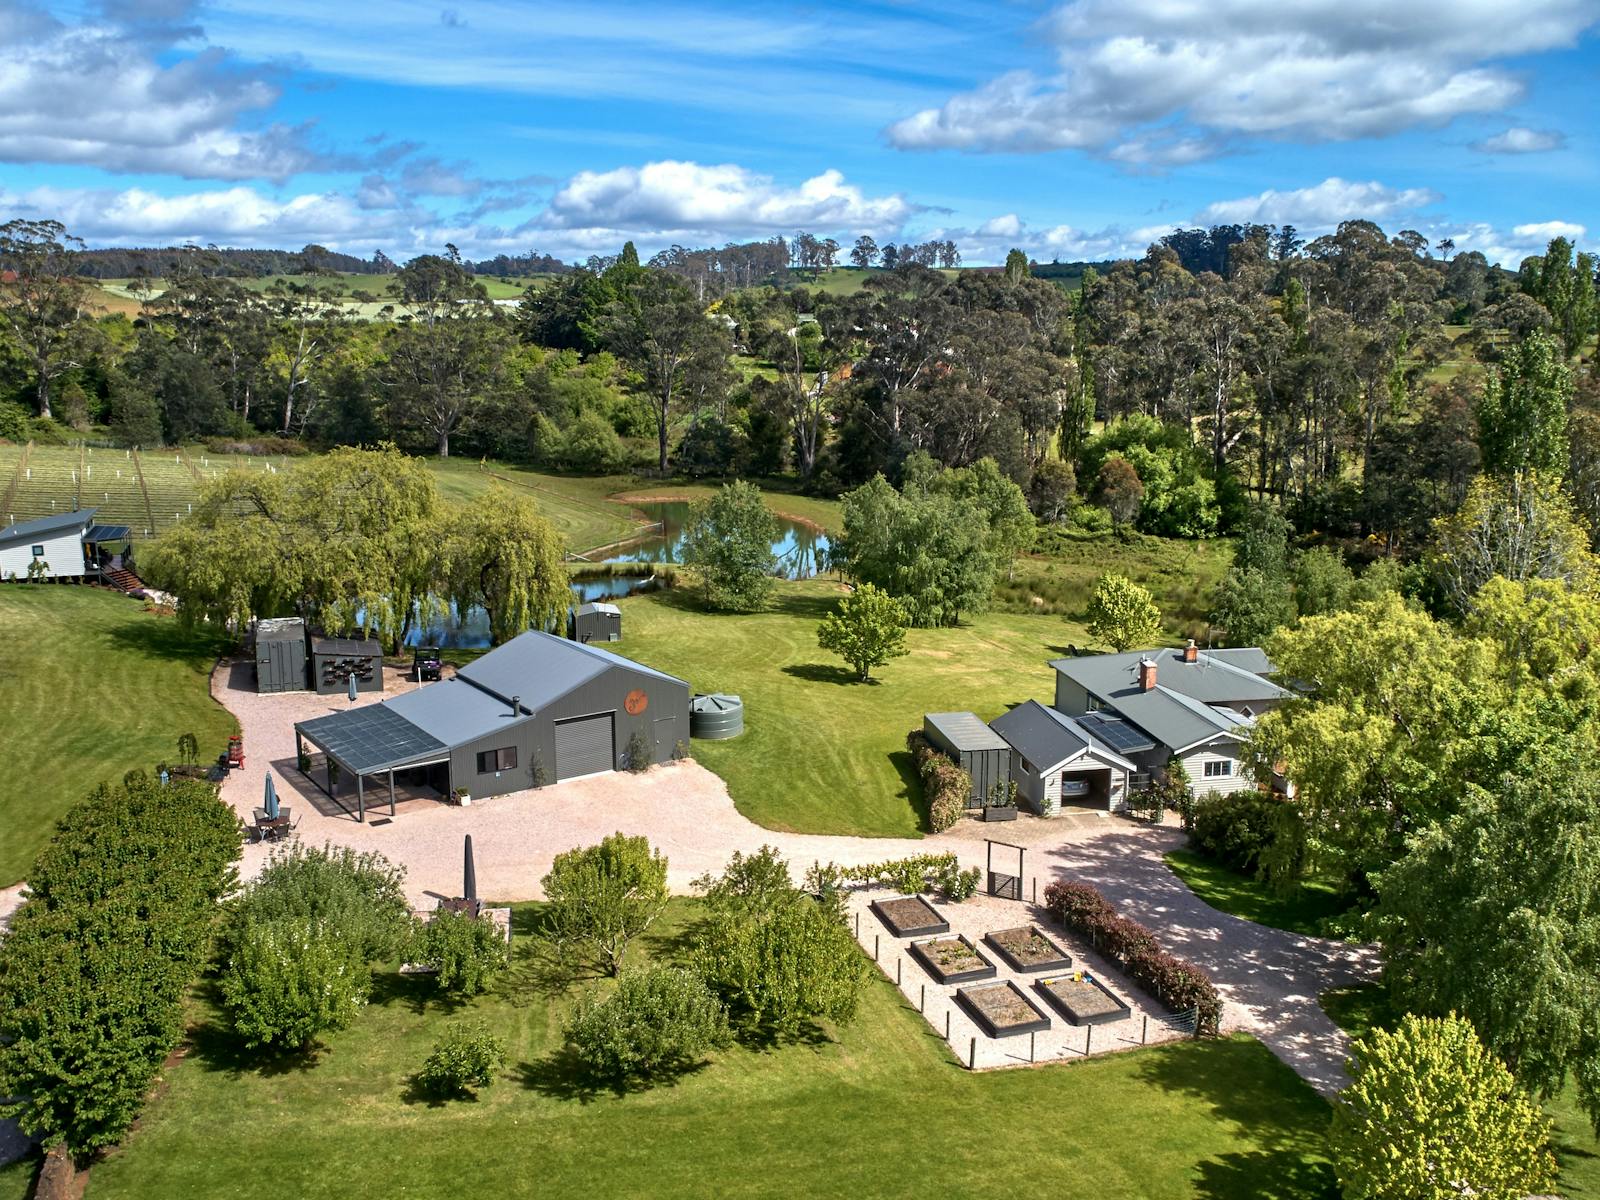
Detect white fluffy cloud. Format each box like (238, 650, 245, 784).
(545, 161, 916, 235)
(887, 0, 1600, 160)
(1472, 127, 1569, 154)
(0, 5, 331, 181)
(0, 183, 416, 248)
(1197, 178, 1441, 227)
(1513, 220, 1588, 240)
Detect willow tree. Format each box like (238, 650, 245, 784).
(141, 444, 442, 639)
(445, 484, 568, 645)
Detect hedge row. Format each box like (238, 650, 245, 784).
(0, 777, 241, 1156)
(1190, 789, 1308, 885)
(1044, 880, 1222, 1037)
(907, 731, 969, 833)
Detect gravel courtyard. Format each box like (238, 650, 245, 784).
(214, 657, 1376, 1095)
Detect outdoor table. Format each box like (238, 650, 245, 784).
(252, 807, 292, 842)
(439, 897, 482, 919)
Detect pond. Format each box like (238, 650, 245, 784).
(382, 574, 656, 649)
(609, 501, 830, 580)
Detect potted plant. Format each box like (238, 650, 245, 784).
(983, 780, 1019, 822)
(453, 787, 472, 807)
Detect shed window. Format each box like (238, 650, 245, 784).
(1203, 759, 1233, 779)
(476, 746, 517, 773)
(31, 545, 44, 557)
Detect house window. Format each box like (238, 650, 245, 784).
(31, 545, 44, 557)
(1085, 696, 1102, 712)
(1203, 759, 1233, 779)
(476, 746, 517, 774)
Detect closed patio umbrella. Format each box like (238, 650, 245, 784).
(264, 773, 279, 820)
(347, 673, 358, 703)
(463, 835, 477, 902)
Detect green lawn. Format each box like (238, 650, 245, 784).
(1163, 850, 1350, 939)
(0, 587, 236, 885)
(620, 579, 1074, 837)
(1319, 984, 1600, 1196)
(82, 900, 1336, 1200)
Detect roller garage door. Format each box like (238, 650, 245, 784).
(554, 713, 615, 781)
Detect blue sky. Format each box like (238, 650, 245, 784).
(2, 0, 1596, 265)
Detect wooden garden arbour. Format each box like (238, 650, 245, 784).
(985, 839, 1024, 901)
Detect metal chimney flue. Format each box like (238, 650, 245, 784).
(510, 694, 521, 716)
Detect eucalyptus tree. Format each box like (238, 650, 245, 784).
(266, 279, 348, 435)
(382, 249, 503, 457)
(0, 218, 94, 419)
(605, 271, 732, 472)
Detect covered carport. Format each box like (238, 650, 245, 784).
(295, 705, 451, 822)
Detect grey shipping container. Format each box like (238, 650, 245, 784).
(923, 712, 1013, 807)
(255, 618, 308, 693)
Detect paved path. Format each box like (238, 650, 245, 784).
(207, 659, 1378, 1096)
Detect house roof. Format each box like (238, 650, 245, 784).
(456, 629, 686, 712)
(384, 678, 528, 748)
(1049, 647, 1286, 708)
(989, 701, 1138, 773)
(0, 507, 97, 546)
(296, 704, 448, 775)
(1205, 647, 1275, 675)
(925, 711, 1011, 753)
(575, 602, 621, 617)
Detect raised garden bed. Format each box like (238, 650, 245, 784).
(956, 981, 1052, 1038)
(1033, 973, 1132, 1026)
(983, 925, 1072, 974)
(871, 895, 949, 938)
(909, 935, 998, 984)
(983, 805, 1017, 822)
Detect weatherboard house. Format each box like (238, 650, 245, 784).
(294, 630, 690, 820)
(1041, 642, 1288, 804)
(0, 507, 132, 583)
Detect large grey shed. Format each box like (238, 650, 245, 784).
(294, 630, 691, 819)
(311, 634, 384, 696)
(923, 711, 1013, 807)
(569, 601, 622, 643)
(254, 617, 308, 693)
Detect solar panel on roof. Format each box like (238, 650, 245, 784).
(297, 705, 448, 774)
(1081, 714, 1156, 753)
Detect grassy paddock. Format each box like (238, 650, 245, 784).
(1319, 983, 1600, 1195)
(1163, 850, 1350, 939)
(84, 900, 1337, 1200)
(0, 587, 236, 884)
(620, 579, 1077, 836)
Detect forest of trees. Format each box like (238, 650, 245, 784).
(2, 215, 1596, 565)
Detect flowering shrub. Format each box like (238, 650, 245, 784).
(907, 731, 971, 833)
(1044, 879, 1222, 1037)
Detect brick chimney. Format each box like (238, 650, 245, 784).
(1183, 638, 1198, 664)
(1138, 657, 1158, 691)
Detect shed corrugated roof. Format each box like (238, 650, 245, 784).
(457, 629, 686, 711)
(312, 635, 382, 656)
(925, 711, 1011, 753)
(296, 704, 448, 774)
(575, 602, 621, 617)
(384, 678, 528, 747)
(0, 507, 96, 545)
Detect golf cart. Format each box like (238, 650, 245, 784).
(413, 645, 443, 682)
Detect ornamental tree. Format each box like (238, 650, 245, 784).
(682, 480, 779, 612)
(541, 833, 669, 977)
(1085, 573, 1160, 651)
(817, 583, 909, 681)
(1330, 1013, 1556, 1200)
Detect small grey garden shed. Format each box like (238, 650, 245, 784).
(311, 633, 384, 696)
(923, 711, 1013, 807)
(569, 601, 622, 643)
(254, 617, 308, 693)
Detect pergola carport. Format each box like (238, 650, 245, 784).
(295, 705, 451, 821)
